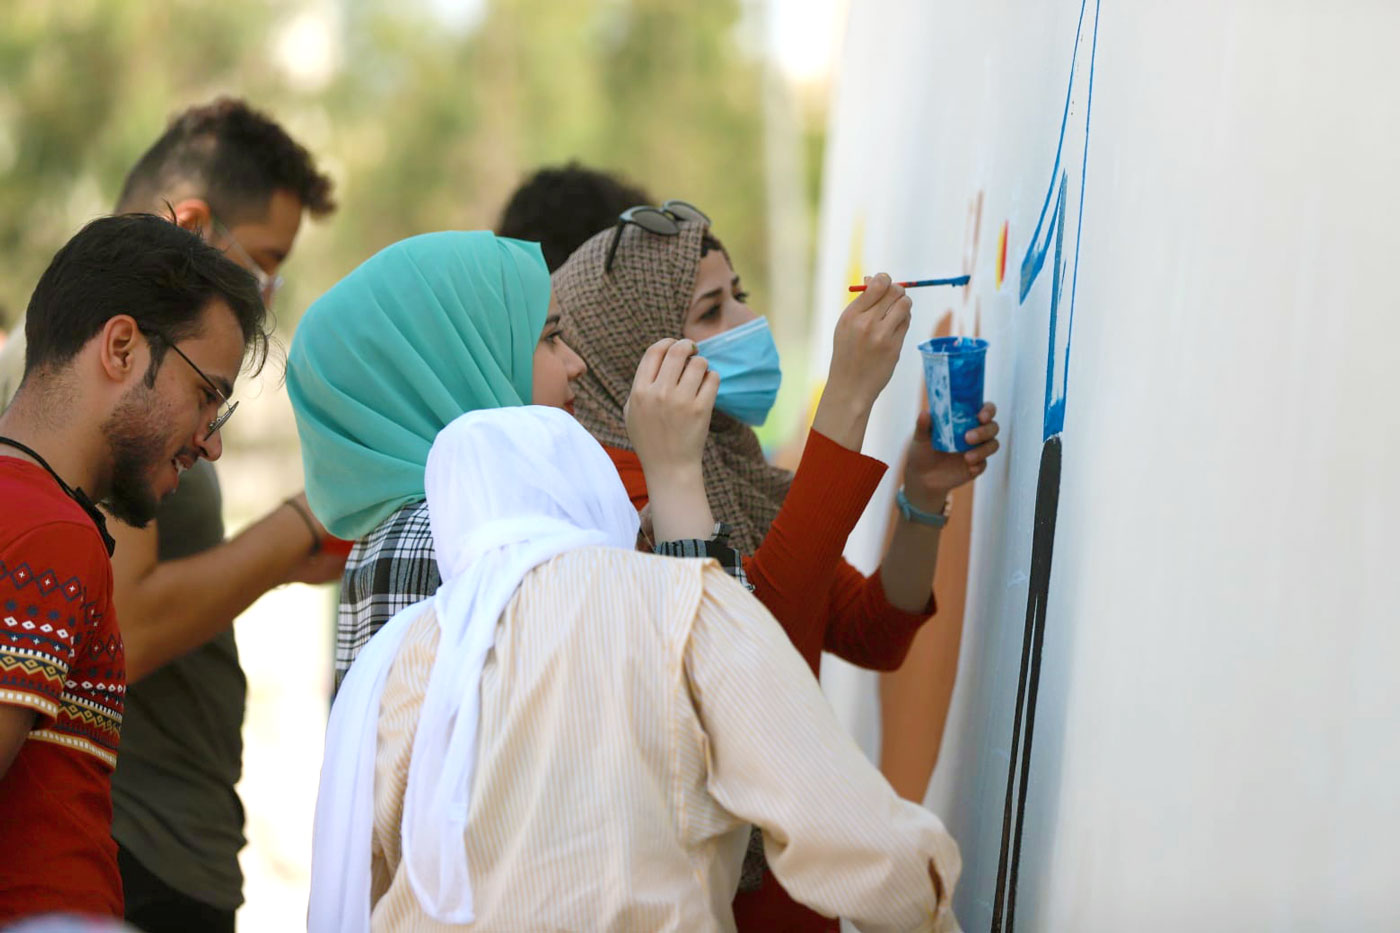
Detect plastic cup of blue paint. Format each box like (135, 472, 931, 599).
(919, 337, 989, 452)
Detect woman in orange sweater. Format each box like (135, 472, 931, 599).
(554, 205, 1000, 931)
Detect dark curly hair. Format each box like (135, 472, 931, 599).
(117, 97, 335, 223)
(497, 162, 651, 271)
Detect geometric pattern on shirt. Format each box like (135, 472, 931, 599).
(334, 499, 440, 693)
(0, 556, 123, 769)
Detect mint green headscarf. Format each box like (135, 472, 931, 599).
(288, 232, 549, 539)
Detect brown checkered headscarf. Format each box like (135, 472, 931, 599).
(554, 219, 791, 553)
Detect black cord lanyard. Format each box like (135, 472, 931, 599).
(0, 435, 116, 556)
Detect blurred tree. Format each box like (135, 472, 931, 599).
(0, 0, 793, 337)
(0, 0, 284, 322)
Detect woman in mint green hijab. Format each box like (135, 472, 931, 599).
(288, 231, 586, 683)
(290, 231, 584, 539)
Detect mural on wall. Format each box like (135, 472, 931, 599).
(817, 0, 1399, 927)
(991, 0, 1100, 929)
(877, 187, 985, 803)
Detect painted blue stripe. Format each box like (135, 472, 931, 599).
(1016, 0, 1097, 442)
(1018, 0, 1090, 305)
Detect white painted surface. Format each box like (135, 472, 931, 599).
(815, 2, 1400, 929)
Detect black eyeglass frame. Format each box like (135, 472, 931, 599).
(138, 326, 239, 440)
(603, 199, 711, 274)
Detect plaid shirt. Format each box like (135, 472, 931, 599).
(336, 501, 439, 691)
(335, 503, 750, 693)
(653, 523, 751, 592)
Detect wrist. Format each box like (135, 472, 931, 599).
(896, 486, 950, 528)
(648, 485, 715, 540)
(902, 485, 951, 514)
(639, 459, 705, 492)
(645, 467, 714, 543)
(282, 498, 322, 556)
(811, 392, 873, 451)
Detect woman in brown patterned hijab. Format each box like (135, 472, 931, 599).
(555, 206, 1001, 932)
(554, 218, 789, 553)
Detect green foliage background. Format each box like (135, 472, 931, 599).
(0, 0, 826, 343)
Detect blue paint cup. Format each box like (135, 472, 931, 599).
(919, 337, 989, 452)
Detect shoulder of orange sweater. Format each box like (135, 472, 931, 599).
(602, 444, 651, 510)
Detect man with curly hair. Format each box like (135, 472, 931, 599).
(0, 98, 341, 933)
(496, 161, 651, 271)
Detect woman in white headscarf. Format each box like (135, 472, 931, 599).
(309, 406, 962, 933)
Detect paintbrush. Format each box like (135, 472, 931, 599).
(848, 274, 970, 292)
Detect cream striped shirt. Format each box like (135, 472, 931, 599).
(370, 547, 960, 932)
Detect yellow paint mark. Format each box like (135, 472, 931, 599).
(845, 216, 865, 291)
(996, 221, 1009, 290)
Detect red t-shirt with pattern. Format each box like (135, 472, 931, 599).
(0, 457, 125, 921)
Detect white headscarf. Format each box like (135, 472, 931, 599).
(308, 406, 640, 932)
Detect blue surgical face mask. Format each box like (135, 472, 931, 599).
(694, 316, 782, 426)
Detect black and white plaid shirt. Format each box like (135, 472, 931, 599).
(651, 522, 751, 593)
(334, 502, 751, 694)
(335, 500, 439, 691)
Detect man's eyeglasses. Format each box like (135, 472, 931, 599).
(212, 217, 283, 307)
(141, 328, 239, 439)
(603, 199, 711, 274)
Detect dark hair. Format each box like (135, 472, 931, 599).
(497, 162, 652, 271)
(117, 97, 335, 223)
(24, 214, 270, 380)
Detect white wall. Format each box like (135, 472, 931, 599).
(813, 2, 1400, 929)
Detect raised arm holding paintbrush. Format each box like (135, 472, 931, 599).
(816, 273, 999, 615)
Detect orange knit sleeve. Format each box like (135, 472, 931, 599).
(822, 563, 935, 672)
(742, 430, 888, 673)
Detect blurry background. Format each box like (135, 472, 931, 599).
(0, 0, 846, 442)
(0, 0, 847, 926)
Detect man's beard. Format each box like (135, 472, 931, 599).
(99, 386, 174, 528)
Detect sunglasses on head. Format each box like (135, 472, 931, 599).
(603, 199, 711, 274)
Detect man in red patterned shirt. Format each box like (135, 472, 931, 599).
(0, 214, 267, 922)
